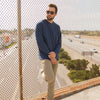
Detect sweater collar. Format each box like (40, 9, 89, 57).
(44, 19, 54, 24)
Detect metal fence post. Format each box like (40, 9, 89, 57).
(17, 0, 23, 100)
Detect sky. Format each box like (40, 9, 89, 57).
(0, 0, 100, 30)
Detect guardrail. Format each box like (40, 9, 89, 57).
(32, 77, 100, 100)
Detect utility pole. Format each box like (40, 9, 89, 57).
(17, 0, 23, 100)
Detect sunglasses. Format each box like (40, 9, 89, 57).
(46, 10, 55, 15)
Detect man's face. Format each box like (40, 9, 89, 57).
(46, 7, 57, 21)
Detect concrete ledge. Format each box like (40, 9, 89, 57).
(29, 77, 100, 100)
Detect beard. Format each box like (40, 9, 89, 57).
(47, 16, 54, 21)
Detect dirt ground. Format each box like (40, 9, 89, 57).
(81, 35, 100, 40)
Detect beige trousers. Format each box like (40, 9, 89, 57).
(40, 59, 58, 100)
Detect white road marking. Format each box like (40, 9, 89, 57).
(8, 58, 18, 72)
(23, 52, 30, 71)
(37, 69, 61, 88)
(11, 51, 30, 100)
(11, 81, 19, 100)
(37, 68, 45, 84)
(56, 76, 61, 88)
(0, 44, 17, 62)
(37, 65, 61, 88)
(0, 59, 18, 85)
(37, 68, 42, 80)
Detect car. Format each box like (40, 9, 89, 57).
(68, 39, 72, 42)
(80, 41, 84, 44)
(15, 46, 18, 48)
(15, 44, 18, 49)
(70, 39, 72, 42)
(74, 35, 81, 38)
(90, 49, 98, 53)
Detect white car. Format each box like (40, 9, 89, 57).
(90, 49, 98, 53)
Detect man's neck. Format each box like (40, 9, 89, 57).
(46, 19, 53, 23)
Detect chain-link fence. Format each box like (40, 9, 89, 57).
(0, 0, 66, 100)
(1, 0, 100, 100)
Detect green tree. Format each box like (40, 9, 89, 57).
(59, 51, 71, 60)
(68, 70, 90, 83)
(60, 48, 64, 52)
(89, 64, 100, 78)
(66, 59, 89, 70)
(59, 59, 68, 64)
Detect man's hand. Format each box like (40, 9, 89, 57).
(48, 52, 56, 59)
(48, 52, 57, 64)
(50, 57, 57, 64)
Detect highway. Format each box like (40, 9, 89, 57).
(0, 34, 72, 100)
(62, 35, 100, 65)
(0, 34, 100, 100)
(65, 35, 100, 47)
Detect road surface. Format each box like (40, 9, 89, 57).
(62, 35, 100, 65)
(0, 34, 72, 100)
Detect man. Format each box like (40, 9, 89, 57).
(35, 4, 61, 100)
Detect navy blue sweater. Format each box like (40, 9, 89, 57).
(35, 19, 61, 61)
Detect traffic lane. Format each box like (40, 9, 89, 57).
(13, 36, 40, 98)
(0, 35, 74, 100)
(56, 64, 73, 88)
(22, 35, 56, 97)
(0, 38, 31, 80)
(62, 39, 84, 53)
(64, 35, 100, 47)
(0, 49, 18, 80)
(0, 40, 32, 83)
(0, 49, 31, 100)
(0, 37, 35, 100)
(21, 35, 73, 98)
(62, 37, 100, 56)
(22, 38, 44, 97)
(63, 38, 100, 53)
(0, 36, 40, 99)
(62, 37, 100, 64)
(0, 57, 19, 100)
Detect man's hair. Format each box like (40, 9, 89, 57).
(48, 4, 58, 14)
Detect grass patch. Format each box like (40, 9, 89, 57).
(4, 42, 17, 49)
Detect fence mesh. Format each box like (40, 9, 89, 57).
(1, 0, 100, 100)
(0, 0, 19, 100)
(0, 0, 64, 100)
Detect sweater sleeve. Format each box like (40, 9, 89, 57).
(54, 26, 62, 54)
(35, 23, 50, 55)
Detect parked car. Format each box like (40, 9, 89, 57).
(90, 48, 98, 53)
